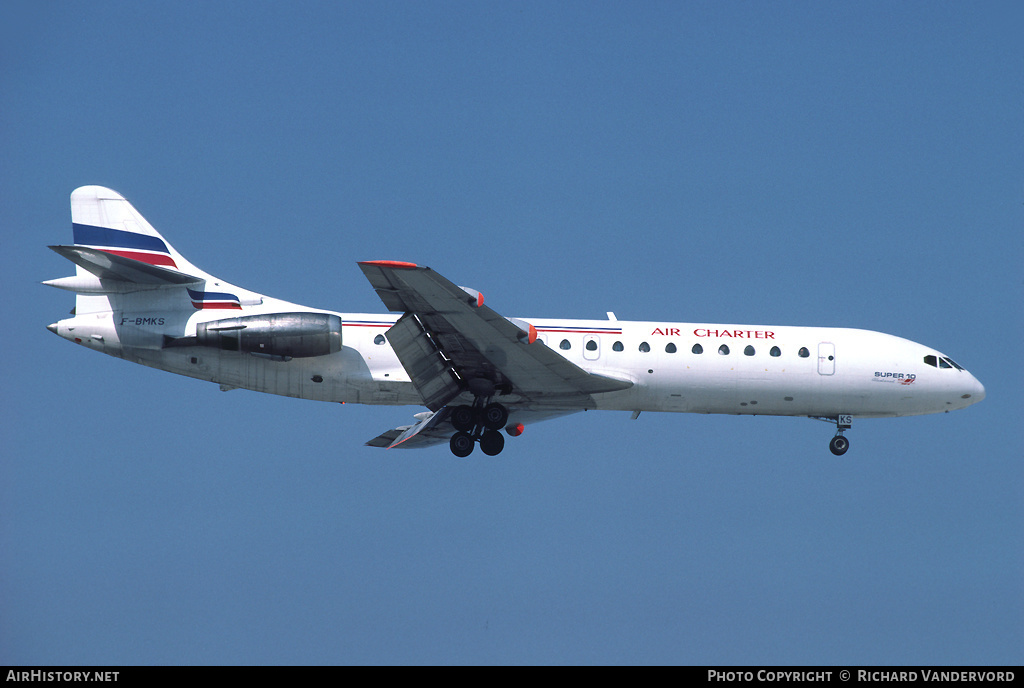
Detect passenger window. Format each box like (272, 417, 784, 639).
(666, 343, 677, 353)
(559, 339, 571, 350)
(613, 341, 624, 352)
(718, 344, 730, 355)
(743, 345, 755, 356)
(374, 334, 386, 345)
(585, 340, 598, 351)
(639, 342, 651, 353)
(798, 347, 810, 358)
(924, 355, 937, 367)
(770, 346, 781, 357)
(691, 343, 703, 354)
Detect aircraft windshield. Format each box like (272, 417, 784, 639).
(924, 354, 965, 370)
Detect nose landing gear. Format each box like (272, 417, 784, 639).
(814, 414, 852, 456)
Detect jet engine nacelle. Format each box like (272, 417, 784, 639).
(196, 312, 342, 359)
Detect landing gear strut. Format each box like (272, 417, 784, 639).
(447, 400, 511, 457)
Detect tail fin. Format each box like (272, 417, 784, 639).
(53, 186, 209, 284)
(46, 186, 264, 314)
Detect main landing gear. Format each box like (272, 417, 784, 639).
(448, 401, 509, 457)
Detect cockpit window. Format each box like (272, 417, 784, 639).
(925, 354, 964, 370)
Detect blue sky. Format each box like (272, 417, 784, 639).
(2, 1, 1021, 665)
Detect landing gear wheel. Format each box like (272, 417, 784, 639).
(481, 402, 509, 431)
(829, 435, 849, 456)
(480, 430, 505, 456)
(450, 405, 476, 432)
(450, 431, 475, 457)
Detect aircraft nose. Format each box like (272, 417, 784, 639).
(971, 375, 985, 403)
(47, 323, 58, 335)
(962, 372, 985, 405)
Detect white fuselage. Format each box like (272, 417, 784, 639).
(50, 296, 986, 421)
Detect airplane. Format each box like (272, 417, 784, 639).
(46, 186, 985, 457)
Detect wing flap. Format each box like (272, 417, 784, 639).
(385, 314, 463, 411)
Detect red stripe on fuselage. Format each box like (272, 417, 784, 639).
(191, 302, 242, 310)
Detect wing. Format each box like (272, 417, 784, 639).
(365, 408, 453, 449)
(358, 261, 632, 413)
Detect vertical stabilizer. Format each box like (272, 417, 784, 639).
(69, 186, 210, 279)
(48, 186, 265, 326)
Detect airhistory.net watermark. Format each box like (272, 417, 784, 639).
(5, 672, 118, 682)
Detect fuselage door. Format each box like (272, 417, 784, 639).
(818, 342, 835, 375)
(583, 335, 600, 361)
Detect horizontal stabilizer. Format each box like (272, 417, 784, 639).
(49, 245, 202, 285)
